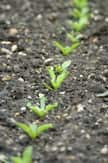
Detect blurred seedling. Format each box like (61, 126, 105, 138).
(73, 0, 88, 9)
(44, 60, 71, 90)
(3, 146, 32, 163)
(27, 93, 58, 118)
(54, 41, 79, 56)
(67, 32, 82, 43)
(16, 122, 53, 140)
(68, 16, 88, 32)
(70, 7, 89, 19)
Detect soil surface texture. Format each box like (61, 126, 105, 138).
(0, 0, 108, 163)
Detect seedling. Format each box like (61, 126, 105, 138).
(44, 60, 71, 90)
(54, 60, 71, 73)
(68, 16, 88, 32)
(27, 93, 58, 118)
(54, 41, 79, 56)
(67, 32, 82, 43)
(71, 7, 89, 19)
(3, 146, 32, 163)
(16, 122, 53, 139)
(12, 146, 32, 163)
(73, 0, 88, 9)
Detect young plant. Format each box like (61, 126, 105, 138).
(54, 41, 79, 56)
(73, 0, 88, 9)
(54, 60, 71, 73)
(12, 146, 32, 163)
(70, 7, 89, 19)
(3, 146, 32, 163)
(68, 16, 88, 32)
(27, 93, 58, 118)
(44, 60, 71, 90)
(67, 32, 82, 43)
(16, 122, 53, 140)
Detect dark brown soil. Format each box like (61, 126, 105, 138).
(0, 0, 108, 163)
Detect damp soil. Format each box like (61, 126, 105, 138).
(0, 0, 108, 163)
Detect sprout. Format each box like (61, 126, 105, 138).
(27, 94, 58, 118)
(44, 60, 71, 90)
(16, 122, 53, 140)
(54, 41, 79, 56)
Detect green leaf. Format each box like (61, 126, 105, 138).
(61, 60, 71, 71)
(47, 66, 56, 81)
(37, 124, 53, 136)
(46, 103, 58, 112)
(55, 71, 69, 88)
(11, 157, 23, 163)
(16, 122, 30, 136)
(29, 124, 37, 139)
(39, 94, 47, 110)
(23, 146, 32, 163)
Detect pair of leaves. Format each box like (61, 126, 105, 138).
(16, 122, 53, 139)
(73, 0, 88, 9)
(45, 60, 71, 90)
(3, 146, 32, 163)
(27, 94, 58, 118)
(54, 41, 79, 56)
(12, 146, 32, 163)
(68, 16, 88, 32)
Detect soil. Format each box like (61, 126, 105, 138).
(0, 0, 108, 163)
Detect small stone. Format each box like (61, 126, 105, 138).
(18, 77, 24, 82)
(18, 51, 27, 56)
(0, 154, 7, 161)
(2, 75, 12, 81)
(59, 91, 65, 95)
(20, 107, 26, 112)
(59, 146, 66, 152)
(105, 17, 108, 22)
(76, 104, 84, 112)
(85, 134, 91, 139)
(100, 145, 108, 155)
(27, 95, 32, 99)
(51, 146, 58, 152)
(11, 44, 18, 52)
(36, 14, 42, 20)
(9, 28, 18, 35)
(1, 47, 12, 55)
(44, 58, 54, 64)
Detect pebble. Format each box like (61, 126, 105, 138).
(100, 145, 108, 155)
(11, 44, 18, 52)
(36, 14, 43, 20)
(20, 107, 26, 112)
(76, 104, 84, 112)
(0, 154, 7, 161)
(9, 28, 18, 35)
(18, 51, 27, 56)
(51, 146, 58, 152)
(59, 146, 66, 152)
(1, 47, 12, 55)
(18, 77, 24, 82)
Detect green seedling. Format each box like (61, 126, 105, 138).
(68, 16, 88, 32)
(67, 32, 82, 43)
(73, 0, 88, 9)
(27, 93, 58, 118)
(71, 7, 89, 19)
(3, 146, 32, 163)
(44, 60, 71, 90)
(54, 41, 79, 56)
(54, 60, 71, 73)
(12, 146, 32, 163)
(16, 122, 53, 139)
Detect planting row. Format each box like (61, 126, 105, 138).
(4, 0, 91, 162)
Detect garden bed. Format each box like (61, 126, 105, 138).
(0, 0, 108, 162)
